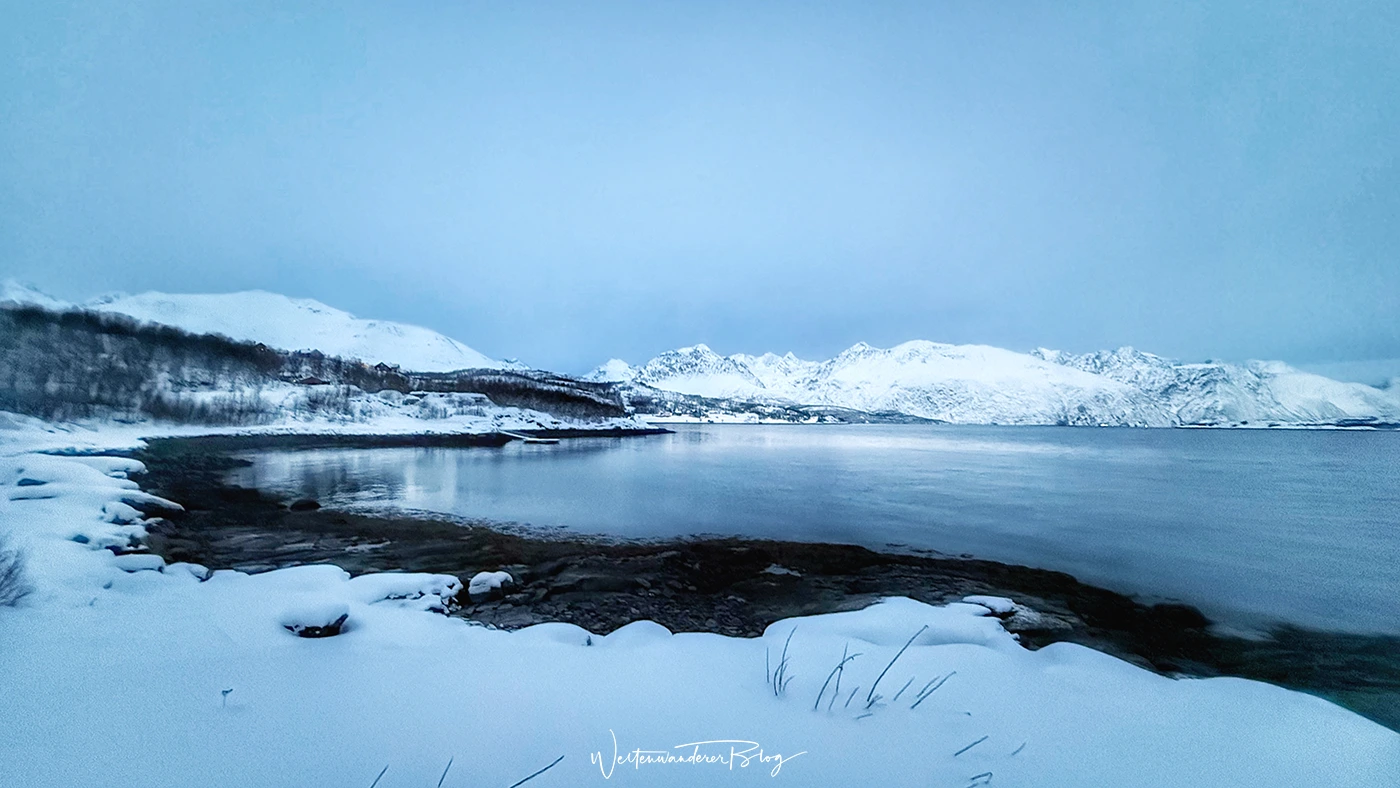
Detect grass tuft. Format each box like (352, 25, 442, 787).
(813, 643, 862, 712)
(865, 625, 928, 709)
(0, 534, 32, 608)
(769, 628, 797, 698)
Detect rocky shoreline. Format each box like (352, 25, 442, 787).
(129, 434, 1399, 732)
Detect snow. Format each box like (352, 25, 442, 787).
(606, 340, 1400, 427)
(0, 280, 71, 311)
(2, 279, 514, 373)
(112, 553, 166, 572)
(962, 595, 1017, 615)
(583, 358, 638, 383)
(348, 571, 462, 611)
(1, 431, 1397, 786)
(467, 570, 514, 596)
(0, 390, 651, 458)
(278, 596, 351, 633)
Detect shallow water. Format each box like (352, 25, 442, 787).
(227, 425, 1400, 634)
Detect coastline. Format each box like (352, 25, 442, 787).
(132, 433, 1400, 732)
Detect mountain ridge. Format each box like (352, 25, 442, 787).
(5, 281, 1394, 427)
(593, 341, 1400, 427)
(1, 280, 512, 373)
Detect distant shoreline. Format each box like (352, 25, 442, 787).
(642, 417, 1400, 429)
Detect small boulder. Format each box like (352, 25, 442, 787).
(288, 499, 321, 512)
(280, 599, 351, 638)
(548, 570, 634, 594)
(467, 570, 515, 602)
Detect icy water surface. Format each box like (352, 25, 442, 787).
(227, 425, 1400, 634)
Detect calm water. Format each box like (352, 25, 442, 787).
(227, 425, 1400, 634)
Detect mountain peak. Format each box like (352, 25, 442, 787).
(584, 358, 637, 383)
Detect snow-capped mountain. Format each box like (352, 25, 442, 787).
(1032, 346, 1400, 426)
(602, 344, 771, 399)
(596, 342, 1400, 427)
(583, 358, 639, 384)
(2, 281, 512, 373)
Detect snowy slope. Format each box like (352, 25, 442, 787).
(0, 280, 70, 312)
(598, 341, 1400, 426)
(596, 341, 1157, 425)
(86, 290, 509, 372)
(626, 344, 773, 400)
(1034, 347, 1400, 425)
(1, 280, 509, 372)
(802, 341, 1155, 425)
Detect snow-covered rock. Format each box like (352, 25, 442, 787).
(962, 595, 1018, 615)
(112, 553, 166, 573)
(467, 570, 514, 600)
(279, 598, 351, 637)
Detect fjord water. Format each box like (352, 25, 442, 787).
(228, 425, 1400, 634)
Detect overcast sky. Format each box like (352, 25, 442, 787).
(2, 1, 1397, 376)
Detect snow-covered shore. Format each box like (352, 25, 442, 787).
(0, 404, 651, 457)
(1, 425, 1396, 787)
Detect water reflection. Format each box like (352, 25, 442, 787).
(227, 424, 1400, 634)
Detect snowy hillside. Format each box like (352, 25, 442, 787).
(2, 281, 510, 373)
(597, 342, 1400, 427)
(1032, 347, 1400, 426)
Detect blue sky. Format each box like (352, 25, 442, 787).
(2, 1, 1396, 377)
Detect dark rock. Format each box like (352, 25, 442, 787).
(285, 613, 348, 638)
(550, 570, 636, 594)
(531, 558, 572, 578)
(289, 499, 321, 512)
(1148, 602, 1210, 630)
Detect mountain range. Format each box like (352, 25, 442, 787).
(588, 342, 1400, 427)
(4, 280, 1396, 427)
